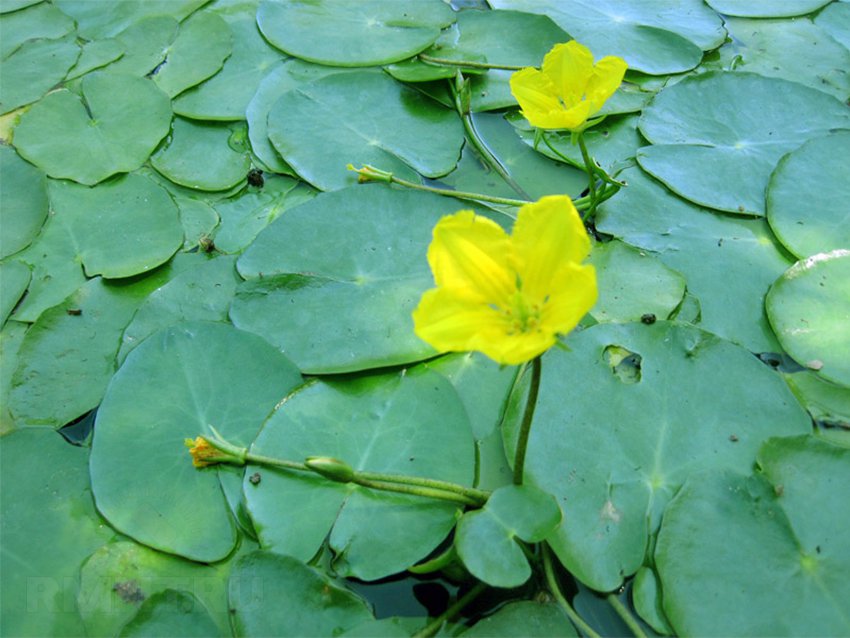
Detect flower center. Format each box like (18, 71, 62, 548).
(503, 290, 542, 335)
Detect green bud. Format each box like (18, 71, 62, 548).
(305, 456, 356, 483)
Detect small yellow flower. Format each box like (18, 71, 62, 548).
(510, 41, 627, 131)
(185, 437, 219, 467)
(412, 196, 597, 365)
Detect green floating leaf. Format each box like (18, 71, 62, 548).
(13, 72, 172, 185)
(151, 117, 251, 191)
(0, 35, 80, 114)
(233, 186, 494, 374)
(521, 321, 810, 591)
(0, 429, 114, 638)
(257, 0, 455, 67)
(597, 166, 792, 353)
(247, 59, 354, 174)
(65, 37, 125, 81)
(243, 367, 475, 580)
(767, 132, 850, 258)
(0, 145, 47, 259)
(0, 260, 29, 326)
(782, 370, 850, 428)
(172, 13, 284, 121)
(461, 601, 578, 637)
(0, 0, 43, 14)
(632, 567, 674, 635)
(152, 11, 232, 98)
(814, 2, 850, 50)
(0, 2, 74, 58)
(0, 323, 27, 434)
(229, 552, 373, 637)
(8, 271, 174, 428)
(118, 255, 240, 362)
(589, 239, 686, 323)
(54, 0, 205, 39)
(90, 321, 302, 562)
(456, 485, 561, 588)
(78, 541, 236, 638)
(489, 0, 725, 75)
(423, 9, 568, 68)
(49, 174, 183, 278)
(637, 72, 850, 215)
(711, 17, 850, 101)
(175, 196, 219, 250)
(705, 0, 832, 18)
(108, 16, 178, 76)
(268, 70, 463, 191)
(212, 175, 312, 254)
(766, 250, 850, 387)
(118, 590, 220, 638)
(656, 436, 850, 636)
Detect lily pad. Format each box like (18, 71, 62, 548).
(0, 145, 47, 259)
(7, 271, 174, 428)
(0, 0, 44, 14)
(13, 72, 172, 185)
(90, 321, 302, 562)
(108, 16, 179, 76)
(0, 429, 115, 638)
(655, 436, 850, 636)
(232, 186, 500, 373)
(228, 552, 373, 637)
(765, 250, 850, 387)
(711, 17, 850, 101)
(53, 0, 206, 39)
(65, 38, 125, 80)
(489, 0, 726, 75)
(461, 601, 578, 637)
(151, 117, 251, 191)
(117, 590, 220, 638)
(637, 72, 850, 215)
(151, 11, 232, 98)
(782, 370, 850, 428)
(78, 541, 234, 638)
(423, 9, 569, 68)
(243, 367, 475, 580)
(267, 70, 463, 191)
(0, 322, 27, 434)
(814, 2, 850, 50)
(518, 321, 811, 591)
(597, 166, 792, 353)
(118, 255, 240, 362)
(705, 0, 833, 18)
(246, 59, 354, 174)
(172, 14, 284, 121)
(766, 132, 850, 258)
(0, 2, 74, 58)
(0, 260, 29, 326)
(256, 0, 455, 67)
(48, 174, 183, 278)
(589, 240, 686, 323)
(455, 485, 561, 588)
(0, 35, 80, 114)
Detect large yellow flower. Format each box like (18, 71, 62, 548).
(510, 41, 627, 131)
(413, 196, 597, 365)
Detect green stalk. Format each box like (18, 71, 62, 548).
(607, 593, 649, 638)
(575, 132, 599, 212)
(357, 470, 490, 505)
(512, 356, 542, 485)
(352, 477, 481, 506)
(419, 53, 526, 71)
(412, 581, 488, 638)
(542, 544, 601, 638)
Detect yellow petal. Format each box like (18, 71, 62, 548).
(413, 288, 507, 354)
(427, 210, 515, 305)
(541, 41, 594, 106)
(586, 55, 628, 112)
(509, 68, 562, 127)
(511, 196, 591, 302)
(539, 263, 598, 336)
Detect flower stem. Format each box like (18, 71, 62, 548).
(196, 431, 488, 507)
(451, 72, 531, 199)
(408, 546, 457, 574)
(607, 592, 649, 638)
(542, 544, 601, 638)
(419, 53, 526, 71)
(512, 356, 542, 485)
(412, 581, 488, 638)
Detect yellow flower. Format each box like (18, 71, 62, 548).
(184, 435, 246, 468)
(412, 196, 597, 365)
(510, 41, 627, 131)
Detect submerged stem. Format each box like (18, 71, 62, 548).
(419, 53, 526, 71)
(412, 581, 488, 638)
(512, 356, 542, 485)
(607, 592, 649, 638)
(542, 544, 601, 638)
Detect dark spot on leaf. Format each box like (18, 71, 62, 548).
(729, 434, 739, 442)
(249, 472, 262, 485)
(66, 308, 82, 316)
(113, 580, 145, 604)
(247, 168, 264, 187)
(640, 313, 656, 324)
